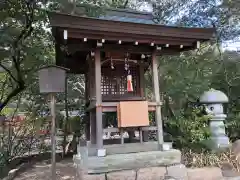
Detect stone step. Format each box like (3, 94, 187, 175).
(187, 167, 224, 180)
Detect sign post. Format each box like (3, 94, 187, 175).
(38, 65, 68, 180)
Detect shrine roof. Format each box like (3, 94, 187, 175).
(97, 8, 155, 25)
(98, 15, 154, 24)
(48, 6, 215, 41)
(54, 5, 156, 25)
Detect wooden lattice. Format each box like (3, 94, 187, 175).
(101, 64, 140, 100)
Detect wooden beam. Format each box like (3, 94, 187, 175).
(86, 101, 159, 112)
(66, 28, 198, 43)
(151, 50, 164, 149)
(66, 43, 190, 55)
(141, 126, 158, 131)
(67, 30, 195, 46)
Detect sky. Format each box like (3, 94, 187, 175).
(223, 40, 240, 51)
(139, 1, 239, 52)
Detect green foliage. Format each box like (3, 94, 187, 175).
(164, 108, 210, 151)
(103, 112, 117, 127)
(68, 116, 85, 137)
(212, 51, 240, 113)
(0, 0, 54, 111)
(226, 113, 240, 142)
(144, 45, 221, 118)
(51, 0, 134, 17)
(0, 107, 14, 116)
(161, 50, 217, 102)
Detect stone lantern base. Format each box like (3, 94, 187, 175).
(204, 136, 230, 151)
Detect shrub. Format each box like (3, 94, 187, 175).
(226, 113, 240, 142)
(182, 148, 239, 170)
(164, 108, 210, 151)
(0, 115, 48, 178)
(68, 116, 85, 138)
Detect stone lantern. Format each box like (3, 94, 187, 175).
(200, 89, 230, 150)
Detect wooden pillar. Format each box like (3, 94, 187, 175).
(89, 56, 95, 100)
(85, 73, 90, 141)
(139, 64, 145, 99)
(86, 55, 96, 144)
(90, 112, 96, 144)
(85, 113, 90, 141)
(151, 51, 164, 148)
(140, 64, 149, 142)
(95, 49, 103, 149)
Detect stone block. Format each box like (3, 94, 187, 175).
(82, 174, 105, 180)
(137, 167, 166, 180)
(88, 149, 181, 174)
(61, 176, 72, 180)
(232, 140, 240, 160)
(107, 170, 136, 180)
(221, 162, 240, 177)
(166, 164, 188, 180)
(187, 167, 223, 180)
(225, 177, 240, 180)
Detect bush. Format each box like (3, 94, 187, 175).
(0, 115, 48, 178)
(68, 116, 85, 138)
(226, 113, 240, 142)
(164, 108, 210, 151)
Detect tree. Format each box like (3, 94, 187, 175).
(0, 0, 54, 112)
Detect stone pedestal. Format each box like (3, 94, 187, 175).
(208, 114, 229, 150)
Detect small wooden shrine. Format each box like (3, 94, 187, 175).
(48, 6, 214, 156)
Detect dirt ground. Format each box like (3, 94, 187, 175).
(14, 159, 75, 180)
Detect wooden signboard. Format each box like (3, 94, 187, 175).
(117, 101, 149, 127)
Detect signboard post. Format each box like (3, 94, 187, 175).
(38, 65, 68, 180)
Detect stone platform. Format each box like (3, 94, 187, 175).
(84, 149, 181, 174)
(87, 142, 163, 156)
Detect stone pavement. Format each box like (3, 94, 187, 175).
(13, 160, 240, 180)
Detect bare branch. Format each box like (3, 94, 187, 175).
(123, 0, 129, 8)
(0, 77, 8, 102)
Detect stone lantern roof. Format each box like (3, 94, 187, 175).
(200, 88, 229, 104)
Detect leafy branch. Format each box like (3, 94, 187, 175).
(0, 0, 39, 112)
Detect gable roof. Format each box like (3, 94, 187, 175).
(48, 5, 216, 74)
(97, 7, 155, 24)
(48, 11, 215, 40)
(59, 4, 155, 24)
